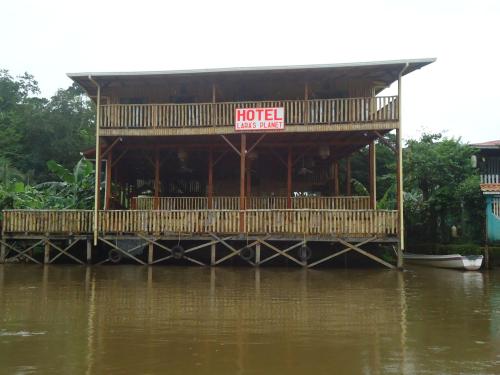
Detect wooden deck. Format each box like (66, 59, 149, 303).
(2, 209, 397, 237)
(100, 96, 398, 135)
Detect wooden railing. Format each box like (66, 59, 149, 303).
(2, 209, 397, 236)
(481, 174, 500, 184)
(100, 96, 398, 129)
(1, 210, 93, 234)
(132, 196, 371, 210)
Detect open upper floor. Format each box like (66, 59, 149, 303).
(68, 58, 435, 136)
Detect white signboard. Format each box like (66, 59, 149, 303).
(235, 107, 285, 131)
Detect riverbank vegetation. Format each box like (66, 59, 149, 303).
(0, 70, 486, 247)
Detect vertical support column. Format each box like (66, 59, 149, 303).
(86, 239, 92, 264)
(334, 161, 340, 196)
(208, 147, 213, 209)
(246, 159, 252, 197)
(240, 134, 246, 233)
(92, 80, 101, 246)
(210, 243, 216, 266)
(287, 147, 292, 208)
(148, 242, 154, 265)
(346, 157, 352, 196)
(44, 240, 50, 264)
(369, 141, 377, 209)
(396, 65, 408, 269)
(105, 149, 113, 210)
(1, 241, 6, 263)
(255, 243, 261, 266)
(304, 82, 309, 125)
(154, 147, 160, 210)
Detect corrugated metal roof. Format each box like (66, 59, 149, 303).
(472, 140, 500, 149)
(67, 58, 436, 79)
(67, 58, 436, 98)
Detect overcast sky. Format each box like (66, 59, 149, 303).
(2, 0, 499, 143)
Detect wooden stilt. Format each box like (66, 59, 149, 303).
(86, 239, 92, 264)
(369, 141, 376, 209)
(287, 147, 292, 208)
(148, 242, 154, 265)
(0, 241, 6, 263)
(346, 157, 352, 196)
(240, 134, 246, 232)
(44, 240, 50, 264)
(255, 243, 261, 265)
(208, 147, 213, 209)
(211, 243, 216, 266)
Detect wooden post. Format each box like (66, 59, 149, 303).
(91, 78, 101, 246)
(208, 148, 213, 209)
(154, 148, 160, 209)
(346, 157, 352, 196)
(287, 147, 292, 208)
(86, 239, 92, 264)
(246, 159, 252, 196)
(240, 134, 246, 232)
(44, 240, 50, 264)
(304, 82, 309, 125)
(255, 243, 261, 265)
(105, 149, 113, 210)
(396, 63, 408, 268)
(148, 242, 154, 265)
(334, 160, 340, 196)
(369, 141, 376, 209)
(210, 243, 216, 266)
(0, 241, 6, 263)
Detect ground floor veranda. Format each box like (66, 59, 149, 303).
(0, 130, 403, 268)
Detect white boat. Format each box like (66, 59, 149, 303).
(404, 253, 483, 271)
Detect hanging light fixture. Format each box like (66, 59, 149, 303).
(318, 145, 330, 159)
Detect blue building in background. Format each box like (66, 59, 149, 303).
(473, 140, 500, 243)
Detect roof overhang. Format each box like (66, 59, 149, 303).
(68, 58, 436, 98)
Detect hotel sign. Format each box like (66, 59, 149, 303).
(235, 107, 285, 131)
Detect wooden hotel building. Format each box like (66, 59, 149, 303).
(0, 58, 435, 268)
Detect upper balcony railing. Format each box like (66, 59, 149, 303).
(100, 96, 398, 129)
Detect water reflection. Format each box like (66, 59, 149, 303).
(0, 265, 498, 374)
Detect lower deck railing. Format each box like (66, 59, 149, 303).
(131, 196, 371, 210)
(2, 209, 397, 237)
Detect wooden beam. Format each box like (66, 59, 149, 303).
(111, 148, 128, 167)
(92, 81, 101, 246)
(101, 137, 122, 159)
(334, 160, 340, 196)
(154, 147, 160, 209)
(346, 157, 352, 196)
(221, 135, 240, 156)
(247, 134, 266, 155)
(105, 149, 113, 210)
(374, 131, 396, 153)
(240, 134, 246, 232)
(208, 147, 213, 209)
(369, 141, 376, 209)
(287, 146, 292, 208)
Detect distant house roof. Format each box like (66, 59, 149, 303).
(471, 140, 500, 149)
(480, 184, 500, 193)
(67, 58, 436, 98)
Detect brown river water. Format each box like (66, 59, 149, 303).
(1, 265, 499, 374)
